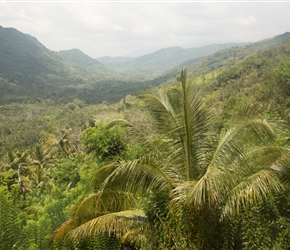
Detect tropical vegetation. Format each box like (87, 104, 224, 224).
(1, 28, 290, 249)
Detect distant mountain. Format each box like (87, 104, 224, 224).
(0, 26, 102, 85)
(0, 26, 125, 104)
(97, 32, 290, 80)
(126, 47, 160, 57)
(0, 25, 289, 105)
(0, 26, 63, 78)
(97, 56, 134, 66)
(97, 43, 243, 78)
(58, 49, 111, 73)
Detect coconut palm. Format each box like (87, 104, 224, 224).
(44, 124, 81, 157)
(0, 150, 31, 199)
(51, 69, 290, 249)
(29, 144, 55, 193)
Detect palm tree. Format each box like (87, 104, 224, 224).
(0, 150, 31, 199)
(44, 124, 81, 157)
(51, 69, 290, 249)
(29, 144, 55, 193)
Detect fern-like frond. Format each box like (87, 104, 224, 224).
(24, 205, 43, 215)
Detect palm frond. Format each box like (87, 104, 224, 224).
(181, 167, 227, 207)
(103, 119, 135, 130)
(89, 162, 119, 191)
(140, 87, 179, 135)
(49, 219, 74, 246)
(180, 70, 212, 180)
(223, 169, 284, 216)
(140, 71, 213, 181)
(232, 145, 290, 178)
(269, 150, 290, 184)
(232, 102, 265, 121)
(71, 190, 139, 225)
(98, 157, 177, 197)
(180, 120, 279, 208)
(210, 119, 275, 170)
(68, 210, 148, 243)
(170, 180, 198, 211)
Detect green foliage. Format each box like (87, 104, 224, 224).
(82, 122, 127, 161)
(76, 234, 121, 250)
(48, 69, 290, 250)
(143, 190, 190, 249)
(241, 193, 290, 250)
(50, 157, 82, 191)
(0, 187, 22, 249)
(274, 60, 290, 94)
(268, 60, 290, 122)
(1, 29, 290, 250)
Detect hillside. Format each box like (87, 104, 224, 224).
(0, 27, 98, 103)
(0, 26, 289, 106)
(0, 27, 136, 104)
(186, 37, 290, 128)
(1, 32, 289, 151)
(97, 43, 241, 78)
(187, 32, 290, 75)
(0, 26, 55, 77)
(0, 26, 89, 82)
(58, 49, 112, 74)
(0, 26, 241, 105)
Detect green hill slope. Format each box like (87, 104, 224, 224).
(184, 32, 290, 77)
(0, 26, 289, 106)
(0, 27, 131, 104)
(58, 49, 111, 73)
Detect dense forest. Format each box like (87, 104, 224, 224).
(1, 27, 290, 249)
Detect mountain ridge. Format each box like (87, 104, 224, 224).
(96, 43, 244, 77)
(0, 26, 290, 105)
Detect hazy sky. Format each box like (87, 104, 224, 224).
(1, 1, 290, 58)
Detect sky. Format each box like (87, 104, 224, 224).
(1, 1, 290, 58)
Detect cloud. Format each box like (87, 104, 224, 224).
(0, 2, 289, 57)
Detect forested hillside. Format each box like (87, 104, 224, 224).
(1, 27, 290, 249)
(2, 27, 288, 106)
